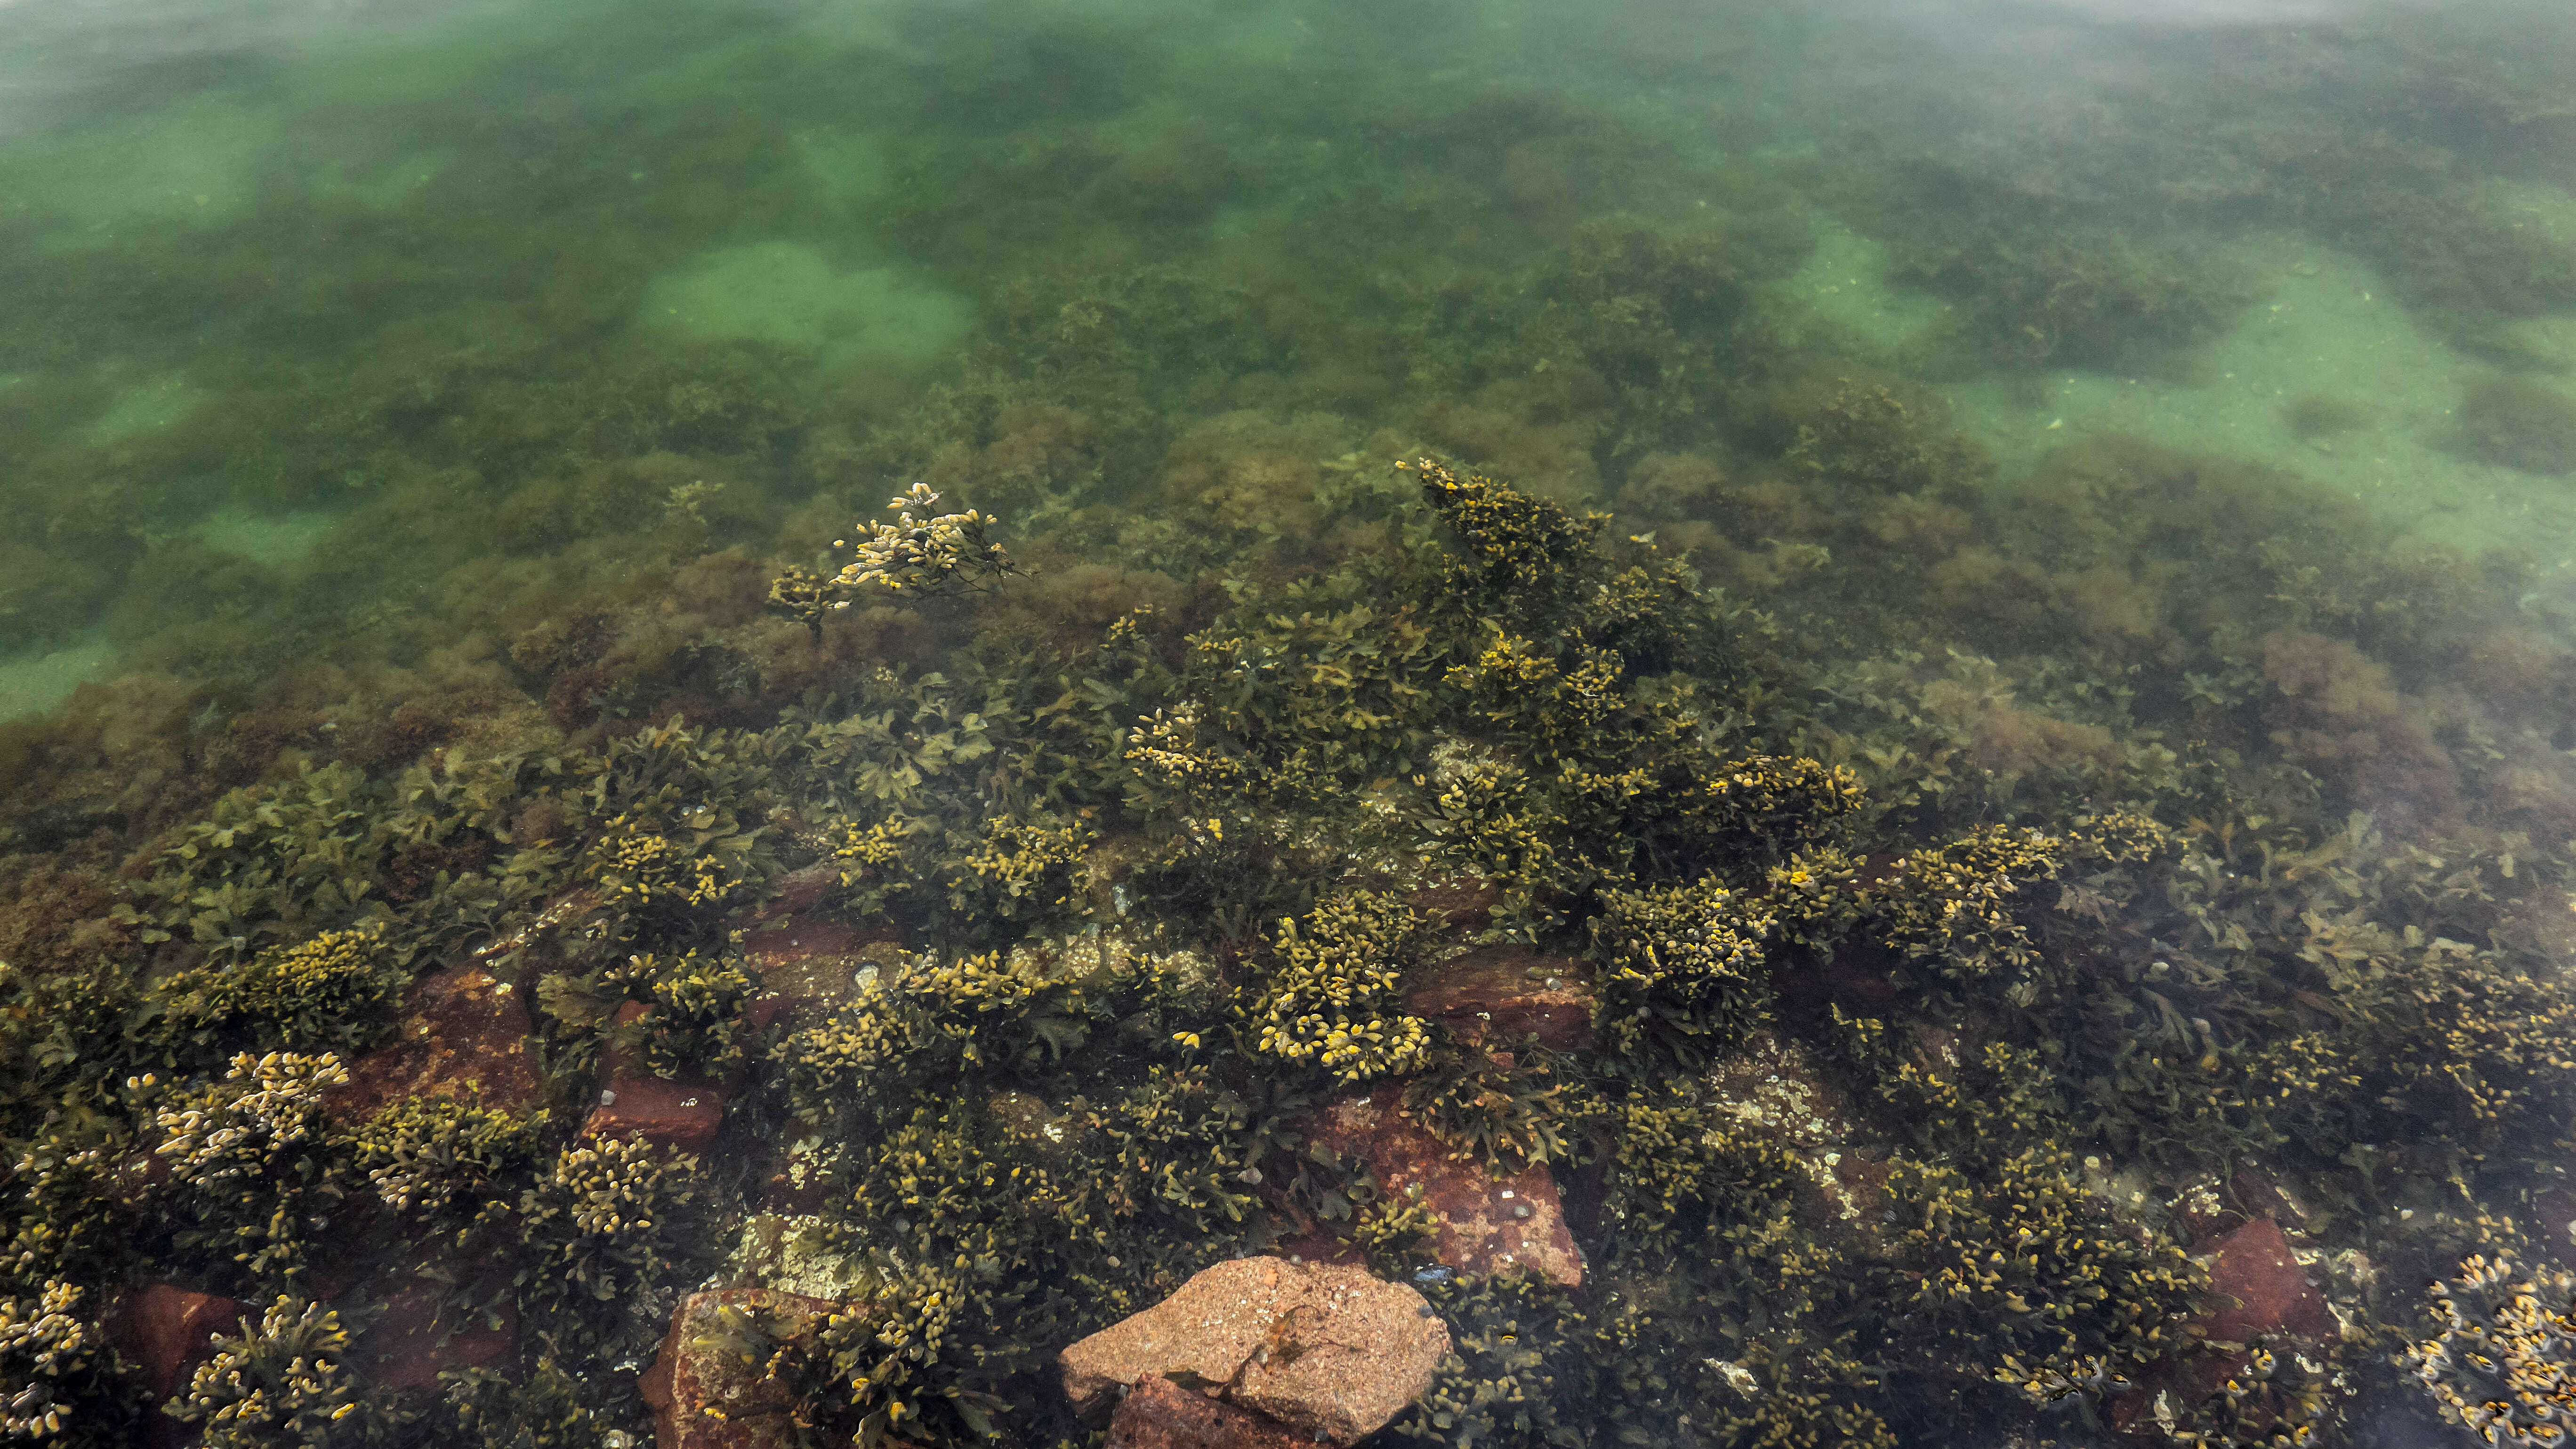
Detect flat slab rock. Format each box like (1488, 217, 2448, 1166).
(1304, 1084, 1583, 1286)
(323, 963, 542, 1124)
(2197, 1217, 2330, 1344)
(1402, 945, 1594, 1052)
(582, 1001, 730, 1157)
(582, 1075, 727, 1157)
(1061, 1258, 1449, 1447)
(642, 1288, 848, 1449)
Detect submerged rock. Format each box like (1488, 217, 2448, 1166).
(101, 1285, 246, 1449)
(2109, 1216, 2340, 1442)
(349, 1278, 518, 1391)
(640, 1288, 848, 1449)
(1303, 1082, 1584, 1286)
(321, 962, 541, 1126)
(582, 1000, 729, 1156)
(1402, 944, 1596, 1051)
(1107, 1374, 1317, 1449)
(2199, 1217, 2330, 1344)
(1060, 1257, 1448, 1446)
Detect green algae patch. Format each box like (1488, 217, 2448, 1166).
(638, 241, 971, 373)
(1760, 223, 1970, 378)
(81, 373, 209, 445)
(2463, 375, 2576, 476)
(189, 508, 344, 568)
(0, 635, 114, 723)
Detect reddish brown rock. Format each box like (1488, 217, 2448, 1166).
(755, 861, 838, 920)
(640, 1288, 848, 1449)
(324, 962, 542, 1125)
(1060, 1258, 1448, 1447)
(1402, 945, 1594, 1052)
(1107, 1375, 1314, 1449)
(2109, 1218, 2336, 1441)
(583, 1073, 726, 1157)
(104, 1285, 245, 1449)
(583, 1001, 730, 1156)
(1305, 1083, 1582, 1286)
(740, 864, 899, 1032)
(104, 1285, 246, 1400)
(2198, 1218, 2329, 1344)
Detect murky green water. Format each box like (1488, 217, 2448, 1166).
(6, 0, 2576, 718)
(7, 2, 2576, 1447)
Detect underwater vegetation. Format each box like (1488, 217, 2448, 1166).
(0, 407, 2572, 1447)
(5, 8, 2576, 1443)
(2407, 1255, 2576, 1449)
(2463, 378, 2576, 476)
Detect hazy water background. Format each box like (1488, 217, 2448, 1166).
(0, 0, 2572, 716)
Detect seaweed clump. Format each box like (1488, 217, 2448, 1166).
(2463, 377, 2576, 475)
(2407, 1253, 2576, 1449)
(155, 923, 406, 1057)
(0, 1280, 141, 1448)
(167, 1295, 364, 1449)
(1248, 891, 1435, 1083)
(516, 1137, 704, 1323)
(347, 1094, 547, 1224)
(769, 481, 1020, 634)
(1587, 876, 1776, 1059)
(153, 1052, 350, 1281)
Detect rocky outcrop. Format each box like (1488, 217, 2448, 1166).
(1060, 1258, 1448, 1447)
(322, 962, 541, 1125)
(1303, 1083, 1583, 1286)
(1402, 944, 1594, 1051)
(640, 1288, 848, 1449)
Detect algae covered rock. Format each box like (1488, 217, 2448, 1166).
(321, 960, 542, 1126)
(1302, 1082, 1585, 1287)
(1059, 1257, 1449, 1446)
(640, 1288, 850, 1449)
